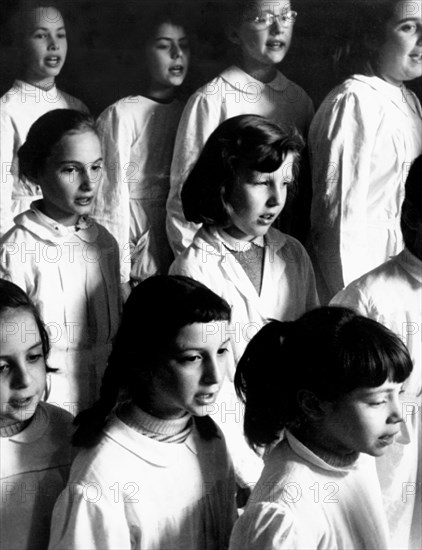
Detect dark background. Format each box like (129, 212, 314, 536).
(1, 0, 421, 116)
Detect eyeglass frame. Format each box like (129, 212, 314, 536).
(245, 9, 298, 29)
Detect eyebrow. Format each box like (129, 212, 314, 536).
(0, 341, 43, 357)
(57, 157, 103, 165)
(154, 36, 188, 41)
(32, 26, 66, 32)
(174, 338, 231, 351)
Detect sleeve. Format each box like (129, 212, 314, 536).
(166, 90, 222, 255)
(229, 502, 308, 550)
(0, 232, 30, 292)
(330, 284, 372, 317)
(92, 106, 133, 284)
(0, 112, 18, 237)
(309, 89, 381, 300)
(48, 483, 131, 550)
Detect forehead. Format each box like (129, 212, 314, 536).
(0, 307, 40, 349)
(24, 6, 65, 32)
(50, 131, 101, 160)
(390, 0, 422, 21)
(151, 22, 187, 40)
(171, 321, 229, 350)
(243, 0, 292, 14)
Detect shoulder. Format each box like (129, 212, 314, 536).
(56, 88, 88, 112)
(98, 96, 146, 120)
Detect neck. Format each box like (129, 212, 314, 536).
(293, 426, 359, 467)
(238, 60, 277, 84)
(21, 73, 56, 90)
(144, 85, 175, 102)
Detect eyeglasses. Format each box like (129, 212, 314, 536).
(246, 10, 298, 29)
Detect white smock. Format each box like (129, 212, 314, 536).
(308, 74, 422, 303)
(167, 65, 314, 255)
(0, 402, 74, 550)
(48, 412, 236, 549)
(331, 248, 422, 549)
(93, 96, 184, 283)
(0, 80, 88, 237)
(229, 431, 391, 550)
(0, 203, 121, 413)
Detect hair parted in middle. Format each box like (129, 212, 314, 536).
(18, 109, 97, 183)
(181, 114, 304, 227)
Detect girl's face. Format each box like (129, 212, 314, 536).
(145, 22, 190, 100)
(22, 7, 67, 87)
(38, 131, 103, 226)
(146, 321, 231, 419)
(317, 379, 404, 457)
(228, 0, 294, 82)
(376, 0, 422, 85)
(225, 152, 295, 242)
(0, 308, 46, 428)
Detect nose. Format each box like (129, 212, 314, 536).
(387, 394, 403, 424)
(48, 35, 59, 50)
(171, 43, 183, 59)
(11, 364, 31, 390)
(267, 181, 284, 206)
(270, 15, 284, 33)
(80, 167, 99, 191)
(202, 356, 224, 386)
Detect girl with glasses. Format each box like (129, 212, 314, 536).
(166, 0, 314, 255)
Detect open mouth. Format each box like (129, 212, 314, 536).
(410, 53, 422, 62)
(169, 65, 184, 76)
(75, 197, 93, 206)
(44, 56, 61, 67)
(266, 41, 285, 50)
(195, 393, 216, 405)
(10, 396, 33, 408)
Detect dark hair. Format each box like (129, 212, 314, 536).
(181, 114, 304, 226)
(73, 275, 231, 447)
(333, 0, 400, 80)
(0, 279, 52, 368)
(235, 306, 413, 452)
(401, 155, 422, 255)
(18, 109, 97, 183)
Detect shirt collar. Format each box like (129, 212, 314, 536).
(217, 228, 265, 251)
(221, 65, 289, 93)
(13, 201, 98, 243)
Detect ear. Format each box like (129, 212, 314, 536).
(226, 26, 241, 46)
(297, 390, 330, 421)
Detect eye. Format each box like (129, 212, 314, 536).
(34, 33, 47, 39)
(57, 32, 67, 39)
(217, 347, 229, 356)
(27, 353, 43, 363)
(179, 354, 202, 364)
(62, 166, 77, 175)
(0, 362, 10, 374)
(368, 400, 386, 407)
(400, 22, 417, 33)
(91, 163, 102, 172)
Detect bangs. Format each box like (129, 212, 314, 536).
(339, 318, 413, 391)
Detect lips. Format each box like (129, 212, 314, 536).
(169, 65, 184, 76)
(9, 396, 33, 408)
(44, 56, 62, 67)
(378, 432, 399, 446)
(266, 40, 285, 50)
(75, 196, 93, 206)
(409, 52, 422, 62)
(195, 392, 217, 406)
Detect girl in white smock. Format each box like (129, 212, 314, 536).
(229, 307, 413, 549)
(170, 115, 319, 491)
(308, 0, 422, 303)
(167, 0, 314, 254)
(0, 1, 88, 237)
(0, 280, 74, 550)
(331, 155, 422, 550)
(93, 4, 190, 286)
(48, 275, 236, 550)
(0, 110, 120, 414)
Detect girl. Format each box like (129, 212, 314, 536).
(93, 3, 190, 286)
(0, 0, 88, 237)
(48, 275, 237, 550)
(167, 0, 314, 255)
(0, 109, 121, 414)
(170, 114, 319, 489)
(331, 155, 422, 549)
(0, 279, 74, 550)
(308, 0, 422, 304)
(229, 306, 413, 549)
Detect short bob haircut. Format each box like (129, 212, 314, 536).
(18, 109, 97, 183)
(401, 154, 422, 254)
(0, 279, 52, 369)
(235, 306, 413, 452)
(333, 0, 404, 80)
(181, 114, 304, 227)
